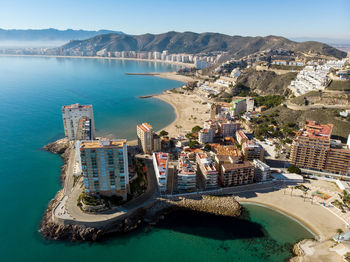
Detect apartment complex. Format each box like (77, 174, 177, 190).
(221, 161, 254, 186)
(62, 103, 95, 140)
(177, 153, 196, 191)
(137, 123, 160, 154)
(79, 139, 129, 199)
(196, 152, 218, 189)
(242, 140, 265, 161)
(289, 121, 350, 175)
(153, 152, 169, 193)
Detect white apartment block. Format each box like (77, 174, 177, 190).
(177, 154, 196, 190)
(153, 152, 169, 193)
(62, 103, 95, 140)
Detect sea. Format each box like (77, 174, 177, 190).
(0, 56, 313, 262)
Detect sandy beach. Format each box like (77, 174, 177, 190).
(153, 91, 210, 137)
(236, 180, 350, 261)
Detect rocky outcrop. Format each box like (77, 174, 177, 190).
(42, 138, 71, 183)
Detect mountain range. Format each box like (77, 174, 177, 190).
(58, 31, 347, 59)
(0, 28, 124, 41)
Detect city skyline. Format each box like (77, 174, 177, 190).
(1, 0, 349, 41)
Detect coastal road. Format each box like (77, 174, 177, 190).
(62, 157, 158, 222)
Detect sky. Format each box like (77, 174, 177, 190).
(0, 0, 349, 41)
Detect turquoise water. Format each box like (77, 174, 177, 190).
(0, 57, 313, 262)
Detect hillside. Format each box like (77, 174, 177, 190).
(235, 68, 297, 95)
(264, 106, 350, 141)
(56, 31, 347, 59)
(0, 28, 124, 41)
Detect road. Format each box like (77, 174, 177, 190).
(56, 155, 159, 223)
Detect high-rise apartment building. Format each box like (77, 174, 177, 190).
(79, 139, 129, 200)
(289, 121, 332, 171)
(137, 123, 154, 154)
(62, 103, 95, 140)
(289, 121, 350, 175)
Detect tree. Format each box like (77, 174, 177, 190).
(159, 130, 168, 137)
(288, 165, 301, 174)
(189, 140, 199, 149)
(204, 144, 211, 151)
(336, 228, 344, 241)
(192, 125, 202, 133)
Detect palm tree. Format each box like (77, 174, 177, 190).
(336, 228, 344, 241)
(303, 191, 307, 202)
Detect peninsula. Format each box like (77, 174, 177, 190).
(40, 45, 350, 261)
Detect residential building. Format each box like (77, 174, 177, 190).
(153, 152, 169, 193)
(221, 161, 254, 186)
(177, 153, 196, 191)
(198, 121, 216, 144)
(196, 152, 218, 189)
(253, 159, 271, 181)
(218, 121, 240, 137)
(242, 140, 264, 161)
(62, 103, 95, 140)
(236, 130, 249, 145)
(289, 120, 350, 175)
(153, 134, 161, 152)
(76, 116, 93, 140)
(79, 139, 129, 200)
(137, 123, 154, 154)
(289, 121, 332, 171)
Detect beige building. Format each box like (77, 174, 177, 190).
(137, 123, 154, 154)
(79, 139, 129, 200)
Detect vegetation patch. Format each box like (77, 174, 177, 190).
(328, 80, 350, 91)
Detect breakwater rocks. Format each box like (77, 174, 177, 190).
(144, 195, 242, 224)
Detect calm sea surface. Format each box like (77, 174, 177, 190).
(0, 56, 313, 262)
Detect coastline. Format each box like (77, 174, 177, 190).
(0, 54, 195, 68)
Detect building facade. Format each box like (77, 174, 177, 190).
(177, 153, 196, 191)
(62, 103, 95, 140)
(137, 123, 154, 154)
(196, 153, 218, 189)
(79, 139, 129, 200)
(153, 152, 169, 193)
(242, 140, 264, 161)
(289, 121, 350, 175)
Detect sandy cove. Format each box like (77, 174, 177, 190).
(153, 91, 210, 137)
(236, 180, 349, 262)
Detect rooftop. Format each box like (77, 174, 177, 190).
(137, 122, 153, 133)
(154, 152, 169, 176)
(62, 103, 92, 109)
(297, 121, 333, 140)
(80, 139, 126, 149)
(222, 161, 253, 171)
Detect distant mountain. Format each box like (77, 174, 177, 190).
(0, 28, 124, 42)
(57, 31, 347, 59)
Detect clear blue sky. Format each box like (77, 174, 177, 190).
(1, 0, 349, 40)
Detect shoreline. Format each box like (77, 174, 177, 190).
(240, 202, 318, 239)
(0, 54, 195, 68)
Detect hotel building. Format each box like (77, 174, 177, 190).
(137, 123, 154, 154)
(153, 152, 169, 193)
(79, 139, 129, 200)
(196, 152, 218, 189)
(177, 153, 196, 191)
(289, 121, 350, 175)
(62, 103, 95, 140)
